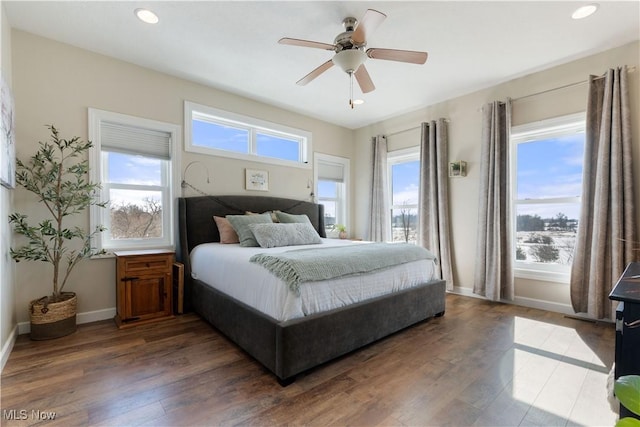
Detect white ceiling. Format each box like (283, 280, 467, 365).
(5, 1, 640, 129)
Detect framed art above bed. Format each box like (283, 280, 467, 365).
(178, 195, 446, 385)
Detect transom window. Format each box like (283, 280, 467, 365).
(185, 101, 311, 168)
(388, 148, 420, 244)
(511, 112, 585, 282)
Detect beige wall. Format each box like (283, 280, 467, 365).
(1, 2, 16, 365)
(11, 30, 354, 325)
(8, 26, 640, 332)
(354, 41, 640, 311)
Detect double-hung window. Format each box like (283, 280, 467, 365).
(388, 148, 420, 244)
(185, 101, 311, 168)
(89, 109, 180, 252)
(511, 112, 585, 282)
(314, 153, 349, 236)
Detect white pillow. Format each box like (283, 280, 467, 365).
(249, 223, 322, 248)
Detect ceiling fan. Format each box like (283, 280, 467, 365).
(278, 9, 428, 108)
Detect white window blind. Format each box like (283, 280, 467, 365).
(101, 122, 171, 160)
(318, 162, 344, 183)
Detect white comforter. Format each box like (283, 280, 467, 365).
(190, 238, 438, 321)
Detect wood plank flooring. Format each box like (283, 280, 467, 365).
(1, 294, 617, 426)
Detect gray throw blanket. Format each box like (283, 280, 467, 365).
(250, 243, 437, 295)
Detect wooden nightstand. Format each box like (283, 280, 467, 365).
(114, 249, 174, 328)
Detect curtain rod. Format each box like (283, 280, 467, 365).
(386, 119, 450, 138)
(512, 65, 637, 103)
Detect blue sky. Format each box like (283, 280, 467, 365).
(193, 119, 299, 161)
(391, 160, 420, 207)
(107, 152, 162, 207)
(516, 133, 584, 219)
(109, 124, 584, 222)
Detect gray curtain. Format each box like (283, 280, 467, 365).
(473, 100, 514, 301)
(570, 66, 637, 319)
(369, 135, 390, 242)
(419, 119, 454, 290)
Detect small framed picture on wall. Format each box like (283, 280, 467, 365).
(245, 168, 269, 191)
(0, 75, 16, 189)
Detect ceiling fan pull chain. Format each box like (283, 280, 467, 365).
(349, 72, 354, 109)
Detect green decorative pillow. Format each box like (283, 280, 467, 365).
(275, 211, 312, 225)
(246, 210, 280, 222)
(249, 223, 322, 248)
(226, 213, 273, 247)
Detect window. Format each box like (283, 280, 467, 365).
(185, 101, 311, 168)
(511, 112, 585, 282)
(89, 109, 180, 252)
(314, 154, 349, 237)
(388, 148, 420, 244)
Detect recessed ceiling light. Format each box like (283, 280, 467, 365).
(572, 3, 599, 20)
(135, 8, 159, 24)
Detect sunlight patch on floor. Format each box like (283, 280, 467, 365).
(509, 316, 617, 426)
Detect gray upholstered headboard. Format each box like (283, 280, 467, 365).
(177, 195, 325, 310)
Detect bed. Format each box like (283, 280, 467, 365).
(178, 195, 446, 384)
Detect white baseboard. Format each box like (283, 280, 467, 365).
(1, 324, 18, 373)
(449, 286, 484, 299)
(449, 286, 575, 315)
(511, 295, 574, 315)
(17, 307, 116, 335)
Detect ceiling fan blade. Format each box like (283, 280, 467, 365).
(354, 64, 375, 93)
(367, 48, 428, 64)
(296, 60, 334, 86)
(278, 37, 336, 51)
(351, 9, 387, 45)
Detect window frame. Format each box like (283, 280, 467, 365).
(510, 112, 585, 283)
(387, 147, 420, 243)
(314, 153, 350, 237)
(88, 108, 181, 253)
(185, 101, 311, 169)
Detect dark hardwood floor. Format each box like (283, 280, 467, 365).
(1, 294, 617, 426)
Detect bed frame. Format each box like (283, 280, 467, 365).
(178, 195, 446, 384)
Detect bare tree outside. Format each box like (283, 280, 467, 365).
(110, 197, 163, 239)
(400, 201, 412, 243)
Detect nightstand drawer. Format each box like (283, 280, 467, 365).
(122, 256, 172, 272)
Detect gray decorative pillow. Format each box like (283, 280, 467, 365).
(226, 213, 273, 247)
(275, 211, 312, 225)
(249, 223, 322, 248)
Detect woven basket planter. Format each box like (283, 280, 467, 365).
(29, 292, 77, 340)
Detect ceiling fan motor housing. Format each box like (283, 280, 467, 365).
(334, 16, 364, 51)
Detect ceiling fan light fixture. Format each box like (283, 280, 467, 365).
(571, 3, 599, 19)
(352, 99, 365, 105)
(135, 8, 159, 24)
(332, 49, 366, 73)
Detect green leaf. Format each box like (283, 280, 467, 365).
(615, 375, 640, 417)
(9, 125, 107, 293)
(616, 417, 640, 427)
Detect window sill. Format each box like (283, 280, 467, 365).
(515, 267, 570, 284)
(91, 245, 175, 260)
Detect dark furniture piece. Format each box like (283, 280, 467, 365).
(114, 249, 175, 328)
(609, 262, 640, 420)
(178, 195, 446, 384)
